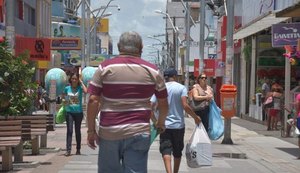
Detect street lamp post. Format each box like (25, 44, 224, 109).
(146, 45, 161, 69)
(147, 35, 165, 70)
(155, 10, 179, 71)
(80, 0, 119, 68)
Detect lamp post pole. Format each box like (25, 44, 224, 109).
(184, 2, 191, 90)
(81, 0, 86, 69)
(155, 10, 178, 70)
(222, 0, 234, 145)
(199, 0, 206, 73)
(86, 0, 91, 66)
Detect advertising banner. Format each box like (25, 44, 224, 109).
(51, 38, 81, 50)
(15, 36, 51, 61)
(272, 23, 300, 47)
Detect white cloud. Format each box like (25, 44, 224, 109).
(91, 0, 166, 61)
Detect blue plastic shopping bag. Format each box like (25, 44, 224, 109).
(208, 100, 224, 140)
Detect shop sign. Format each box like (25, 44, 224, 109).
(193, 59, 216, 77)
(15, 36, 51, 61)
(272, 23, 300, 47)
(89, 54, 108, 67)
(51, 38, 81, 50)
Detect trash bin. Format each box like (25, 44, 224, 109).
(220, 84, 237, 118)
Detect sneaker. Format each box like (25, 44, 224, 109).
(64, 151, 71, 157)
(76, 150, 81, 155)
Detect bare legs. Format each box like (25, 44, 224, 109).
(162, 155, 182, 173)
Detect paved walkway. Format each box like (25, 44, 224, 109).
(2, 114, 300, 173)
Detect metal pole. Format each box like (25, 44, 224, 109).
(81, 0, 86, 69)
(86, 0, 91, 66)
(185, 2, 191, 90)
(5, 0, 15, 54)
(199, 0, 206, 73)
(222, 0, 234, 145)
(92, 17, 97, 54)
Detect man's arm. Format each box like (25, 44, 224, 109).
(181, 96, 201, 125)
(155, 98, 169, 133)
(86, 94, 101, 149)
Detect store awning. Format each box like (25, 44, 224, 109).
(276, 2, 300, 17)
(233, 12, 290, 40)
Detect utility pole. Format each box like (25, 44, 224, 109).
(5, 0, 15, 54)
(81, 0, 86, 69)
(86, 0, 91, 66)
(222, 0, 234, 145)
(184, 2, 191, 90)
(199, 0, 206, 73)
(173, 17, 177, 69)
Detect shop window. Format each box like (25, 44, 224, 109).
(16, 0, 24, 20)
(24, 4, 35, 26)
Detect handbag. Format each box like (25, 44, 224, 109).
(263, 96, 273, 108)
(56, 106, 66, 124)
(185, 123, 212, 168)
(208, 100, 224, 140)
(188, 87, 209, 111)
(189, 99, 209, 111)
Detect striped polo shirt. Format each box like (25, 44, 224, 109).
(88, 55, 167, 140)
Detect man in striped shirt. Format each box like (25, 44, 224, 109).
(86, 31, 169, 173)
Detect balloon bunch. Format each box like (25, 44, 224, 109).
(283, 45, 300, 66)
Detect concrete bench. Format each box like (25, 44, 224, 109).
(0, 120, 22, 171)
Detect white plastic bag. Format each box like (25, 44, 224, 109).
(293, 125, 300, 138)
(185, 123, 212, 168)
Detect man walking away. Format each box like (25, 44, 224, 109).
(151, 68, 201, 173)
(86, 31, 169, 173)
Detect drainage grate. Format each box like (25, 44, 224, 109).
(213, 153, 247, 159)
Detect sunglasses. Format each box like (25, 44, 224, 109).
(200, 76, 207, 80)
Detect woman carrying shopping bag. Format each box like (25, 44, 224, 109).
(62, 72, 87, 156)
(192, 73, 214, 132)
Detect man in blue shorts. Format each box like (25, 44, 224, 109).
(150, 68, 201, 173)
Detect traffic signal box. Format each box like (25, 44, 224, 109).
(220, 84, 237, 118)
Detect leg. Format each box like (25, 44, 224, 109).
(196, 107, 210, 132)
(159, 130, 173, 173)
(162, 155, 172, 173)
(65, 112, 74, 155)
(173, 157, 181, 173)
(171, 128, 184, 173)
(122, 133, 150, 173)
(286, 123, 291, 137)
(298, 137, 300, 159)
(98, 138, 123, 173)
(73, 112, 83, 153)
(266, 109, 271, 130)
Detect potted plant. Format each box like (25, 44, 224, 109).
(0, 41, 37, 116)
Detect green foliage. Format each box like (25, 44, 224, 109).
(243, 44, 251, 62)
(0, 41, 37, 116)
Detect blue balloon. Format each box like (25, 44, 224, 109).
(45, 68, 67, 96)
(82, 66, 97, 86)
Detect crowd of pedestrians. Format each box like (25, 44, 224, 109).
(54, 31, 300, 173)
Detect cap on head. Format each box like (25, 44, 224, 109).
(164, 68, 177, 77)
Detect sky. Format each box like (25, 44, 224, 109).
(91, 0, 167, 63)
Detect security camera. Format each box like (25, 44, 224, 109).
(117, 6, 121, 11)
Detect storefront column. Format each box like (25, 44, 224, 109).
(240, 39, 247, 116)
(250, 36, 256, 101)
(284, 53, 291, 135)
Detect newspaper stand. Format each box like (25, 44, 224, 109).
(220, 84, 237, 118)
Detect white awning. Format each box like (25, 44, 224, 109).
(233, 12, 290, 40)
